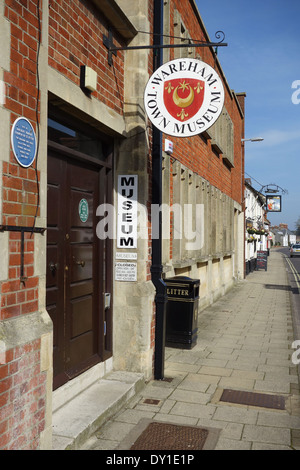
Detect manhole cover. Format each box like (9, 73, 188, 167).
(130, 422, 209, 450)
(220, 389, 286, 410)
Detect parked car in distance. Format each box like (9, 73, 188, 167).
(290, 244, 300, 257)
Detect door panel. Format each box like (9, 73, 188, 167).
(46, 150, 106, 389)
(69, 332, 94, 372)
(66, 162, 98, 377)
(70, 280, 93, 299)
(71, 296, 93, 337)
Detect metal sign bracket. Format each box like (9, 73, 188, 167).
(103, 29, 227, 66)
(0, 225, 46, 284)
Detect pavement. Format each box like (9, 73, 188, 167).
(52, 250, 300, 451)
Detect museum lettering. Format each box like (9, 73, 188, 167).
(150, 59, 218, 86)
(145, 90, 223, 134)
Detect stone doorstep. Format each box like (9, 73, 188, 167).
(51, 371, 145, 450)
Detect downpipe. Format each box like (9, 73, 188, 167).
(151, 0, 168, 380)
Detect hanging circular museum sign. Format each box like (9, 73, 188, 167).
(144, 58, 225, 138)
(11, 117, 37, 168)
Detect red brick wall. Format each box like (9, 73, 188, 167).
(48, 0, 125, 113)
(0, 339, 47, 450)
(0, 0, 46, 450)
(2, 0, 41, 319)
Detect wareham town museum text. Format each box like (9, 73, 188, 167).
(144, 58, 225, 137)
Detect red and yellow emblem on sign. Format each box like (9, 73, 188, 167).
(163, 79, 205, 122)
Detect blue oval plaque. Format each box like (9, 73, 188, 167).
(11, 117, 37, 168)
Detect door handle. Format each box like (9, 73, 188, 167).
(73, 258, 85, 267)
(49, 262, 58, 272)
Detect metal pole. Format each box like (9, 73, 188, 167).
(151, 0, 167, 380)
(109, 41, 227, 52)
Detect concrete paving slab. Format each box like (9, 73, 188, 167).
(242, 424, 291, 446)
(213, 404, 258, 425)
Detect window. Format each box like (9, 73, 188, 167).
(173, 9, 194, 59)
(48, 117, 105, 161)
(209, 108, 234, 168)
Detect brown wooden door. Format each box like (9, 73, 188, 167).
(47, 149, 108, 389)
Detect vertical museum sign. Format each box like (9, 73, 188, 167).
(117, 175, 138, 248)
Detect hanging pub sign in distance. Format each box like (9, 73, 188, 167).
(266, 195, 282, 213)
(144, 58, 225, 138)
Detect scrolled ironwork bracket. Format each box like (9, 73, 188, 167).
(103, 29, 227, 66)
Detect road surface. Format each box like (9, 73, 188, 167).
(276, 246, 300, 348)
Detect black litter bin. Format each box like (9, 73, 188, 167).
(165, 276, 200, 349)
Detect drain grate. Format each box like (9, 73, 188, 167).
(220, 389, 286, 410)
(143, 398, 161, 405)
(130, 422, 209, 450)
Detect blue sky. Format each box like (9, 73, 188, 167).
(196, 0, 300, 230)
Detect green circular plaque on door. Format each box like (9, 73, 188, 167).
(79, 198, 89, 222)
